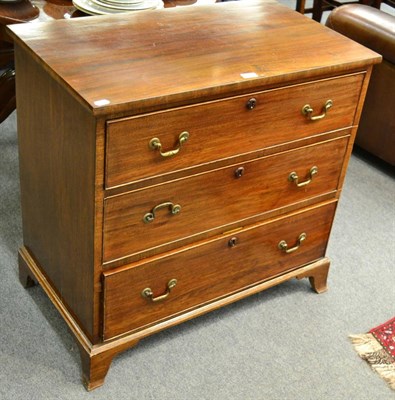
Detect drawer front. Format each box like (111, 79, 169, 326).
(103, 137, 347, 262)
(105, 73, 363, 188)
(103, 202, 337, 339)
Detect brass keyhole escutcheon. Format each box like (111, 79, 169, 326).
(228, 237, 238, 247)
(246, 98, 257, 110)
(234, 167, 245, 178)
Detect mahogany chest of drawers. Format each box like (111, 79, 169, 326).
(8, 0, 380, 390)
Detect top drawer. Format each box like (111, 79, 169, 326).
(105, 73, 364, 188)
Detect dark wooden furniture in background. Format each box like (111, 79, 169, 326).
(296, 0, 394, 22)
(8, 0, 380, 390)
(0, 0, 78, 122)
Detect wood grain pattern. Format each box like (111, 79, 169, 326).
(18, 246, 94, 355)
(7, 1, 380, 116)
(103, 201, 336, 339)
(105, 73, 363, 188)
(15, 45, 98, 341)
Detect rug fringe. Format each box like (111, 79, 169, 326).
(374, 365, 395, 390)
(349, 333, 395, 390)
(349, 333, 383, 353)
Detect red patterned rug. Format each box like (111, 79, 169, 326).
(350, 316, 395, 390)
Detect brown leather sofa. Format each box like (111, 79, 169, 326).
(326, 4, 395, 166)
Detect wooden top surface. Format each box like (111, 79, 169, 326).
(8, 0, 381, 115)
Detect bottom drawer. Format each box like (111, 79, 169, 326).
(103, 202, 337, 340)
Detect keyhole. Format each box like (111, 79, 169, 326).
(246, 98, 257, 110)
(235, 167, 245, 178)
(228, 237, 238, 247)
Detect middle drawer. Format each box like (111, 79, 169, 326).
(103, 136, 348, 263)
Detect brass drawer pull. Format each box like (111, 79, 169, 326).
(278, 232, 307, 254)
(149, 131, 189, 158)
(302, 99, 333, 121)
(141, 279, 177, 302)
(288, 166, 318, 187)
(143, 201, 181, 223)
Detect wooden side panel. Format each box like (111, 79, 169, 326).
(15, 46, 98, 340)
(336, 66, 374, 193)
